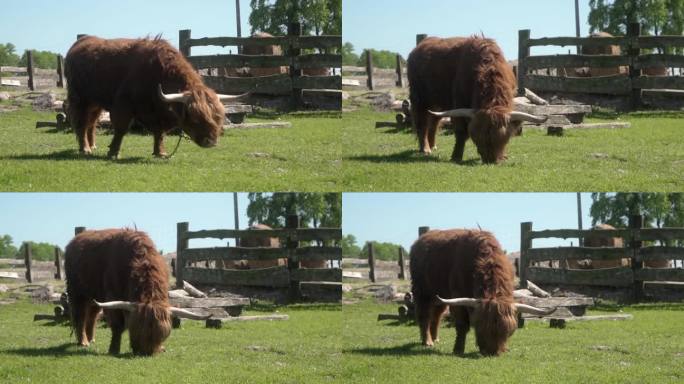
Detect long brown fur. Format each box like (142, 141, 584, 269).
(407, 36, 520, 164)
(64, 228, 172, 356)
(409, 229, 517, 356)
(65, 36, 224, 158)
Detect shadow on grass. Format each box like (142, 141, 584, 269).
(1, 342, 98, 357)
(344, 342, 482, 359)
(248, 301, 341, 313)
(348, 150, 481, 166)
(251, 110, 341, 120)
(1, 149, 148, 164)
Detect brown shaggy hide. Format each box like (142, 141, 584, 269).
(407, 36, 520, 164)
(409, 229, 517, 356)
(65, 36, 225, 158)
(65, 228, 172, 356)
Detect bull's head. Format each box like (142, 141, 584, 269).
(429, 109, 548, 164)
(158, 85, 250, 149)
(436, 296, 556, 356)
(95, 300, 210, 356)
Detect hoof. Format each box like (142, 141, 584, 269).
(78, 341, 90, 347)
(423, 341, 434, 347)
(153, 152, 168, 158)
(107, 152, 120, 160)
(80, 149, 92, 155)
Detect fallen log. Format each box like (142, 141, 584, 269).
(206, 314, 289, 328)
(182, 280, 207, 298)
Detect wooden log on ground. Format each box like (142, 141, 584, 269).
(526, 280, 551, 297)
(182, 280, 208, 298)
(33, 314, 57, 321)
(377, 313, 402, 321)
(524, 88, 549, 105)
(516, 295, 595, 308)
(524, 314, 633, 323)
(223, 122, 292, 129)
(168, 296, 250, 308)
(206, 314, 289, 328)
(0, 272, 20, 279)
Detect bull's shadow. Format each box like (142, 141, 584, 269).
(344, 342, 482, 359)
(1, 149, 148, 164)
(347, 149, 480, 166)
(2, 342, 138, 359)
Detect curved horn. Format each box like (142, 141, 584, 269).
(169, 307, 212, 320)
(217, 92, 251, 102)
(514, 303, 557, 316)
(436, 296, 479, 307)
(158, 84, 190, 104)
(94, 300, 136, 312)
(428, 109, 476, 118)
(509, 111, 548, 124)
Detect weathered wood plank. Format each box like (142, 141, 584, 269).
(635, 228, 684, 241)
(559, 122, 631, 130)
(293, 54, 340, 69)
(516, 295, 595, 308)
(0, 79, 21, 86)
(632, 76, 684, 90)
(524, 314, 633, 322)
(527, 266, 633, 287)
(291, 36, 342, 49)
(528, 228, 630, 240)
(224, 122, 293, 129)
(635, 54, 684, 69)
(183, 266, 290, 288)
(526, 247, 629, 262)
(525, 54, 630, 69)
(637, 246, 684, 262)
(290, 267, 341, 282)
(514, 103, 592, 115)
(224, 104, 253, 114)
(525, 74, 631, 95)
(206, 314, 289, 328)
(189, 54, 290, 69)
(0, 272, 20, 279)
(527, 36, 628, 48)
(186, 35, 340, 50)
(168, 296, 250, 308)
(292, 75, 341, 90)
(636, 36, 684, 48)
(634, 268, 684, 282)
(182, 246, 289, 263)
(291, 246, 342, 262)
(203, 74, 292, 95)
(184, 228, 288, 240)
(292, 228, 341, 241)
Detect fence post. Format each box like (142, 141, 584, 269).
(74, 227, 85, 235)
(76, 34, 86, 40)
(286, 214, 301, 301)
(365, 49, 374, 90)
(416, 34, 428, 45)
(288, 22, 304, 110)
(54, 247, 63, 280)
(395, 54, 404, 88)
(517, 29, 531, 97)
(629, 214, 644, 301)
(56, 55, 65, 88)
(520, 222, 533, 289)
(397, 247, 406, 280)
(627, 23, 642, 110)
(23, 242, 32, 283)
(418, 226, 430, 236)
(26, 50, 35, 91)
(179, 29, 191, 58)
(368, 242, 376, 282)
(176, 222, 189, 288)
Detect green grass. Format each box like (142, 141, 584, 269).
(0, 298, 342, 384)
(342, 299, 684, 384)
(341, 106, 684, 191)
(0, 106, 341, 191)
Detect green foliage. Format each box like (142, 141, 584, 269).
(342, 42, 359, 66)
(16, 242, 61, 261)
(341, 106, 684, 191)
(0, 43, 20, 67)
(341, 234, 361, 257)
(588, 0, 684, 36)
(0, 107, 342, 191)
(590, 193, 684, 228)
(19, 50, 59, 69)
(357, 49, 405, 69)
(360, 241, 406, 261)
(249, 0, 341, 36)
(0, 234, 17, 258)
(246, 193, 341, 229)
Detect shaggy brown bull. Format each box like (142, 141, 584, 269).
(407, 36, 547, 164)
(65, 228, 207, 356)
(65, 36, 244, 159)
(410, 229, 555, 356)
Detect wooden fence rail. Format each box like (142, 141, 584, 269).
(0, 53, 65, 90)
(518, 23, 684, 109)
(520, 215, 684, 300)
(176, 215, 341, 301)
(179, 23, 341, 109)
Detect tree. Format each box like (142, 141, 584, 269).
(15, 242, 61, 261)
(588, 0, 684, 37)
(0, 235, 17, 258)
(590, 193, 684, 229)
(357, 49, 405, 69)
(342, 42, 359, 66)
(249, 0, 342, 36)
(0, 43, 20, 67)
(246, 193, 342, 229)
(360, 241, 407, 261)
(341, 234, 361, 257)
(19, 50, 59, 69)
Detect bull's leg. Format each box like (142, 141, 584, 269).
(451, 117, 468, 163)
(106, 309, 125, 355)
(426, 114, 440, 152)
(108, 106, 133, 159)
(85, 106, 102, 151)
(429, 304, 447, 344)
(153, 131, 167, 157)
(451, 306, 470, 355)
(84, 304, 99, 343)
(68, 102, 100, 155)
(71, 298, 90, 347)
(414, 296, 434, 346)
(411, 105, 431, 155)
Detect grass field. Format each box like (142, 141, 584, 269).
(0, 104, 341, 192)
(0, 296, 342, 384)
(342, 299, 684, 384)
(341, 106, 684, 191)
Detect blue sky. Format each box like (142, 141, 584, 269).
(343, 193, 595, 254)
(0, 193, 252, 255)
(343, 0, 593, 60)
(1, 0, 253, 55)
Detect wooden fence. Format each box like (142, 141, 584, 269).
(517, 22, 684, 109)
(0, 242, 64, 282)
(0, 51, 65, 90)
(342, 52, 406, 90)
(176, 216, 342, 301)
(520, 216, 684, 300)
(179, 23, 341, 109)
